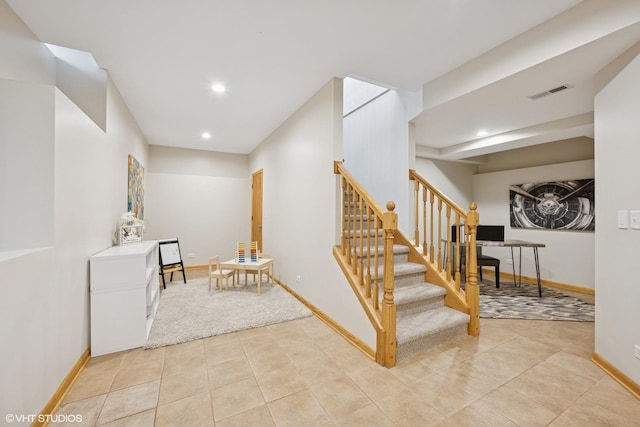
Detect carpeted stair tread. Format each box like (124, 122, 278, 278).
(393, 261, 426, 276)
(396, 306, 470, 344)
(353, 244, 408, 257)
(393, 283, 446, 307)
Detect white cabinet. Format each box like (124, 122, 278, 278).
(90, 240, 159, 356)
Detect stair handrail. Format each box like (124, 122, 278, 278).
(333, 161, 397, 367)
(409, 169, 480, 336)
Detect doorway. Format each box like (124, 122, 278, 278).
(251, 169, 263, 251)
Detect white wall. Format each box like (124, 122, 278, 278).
(594, 50, 640, 384)
(0, 1, 149, 416)
(0, 79, 54, 252)
(250, 78, 376, 348)
(343, 87, 421, 235)
(145, 146, 251, 266)
(414, 158, 476, 210)
(473, 160, 595, 289)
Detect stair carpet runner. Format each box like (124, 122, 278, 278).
(353, 240, 470, 362)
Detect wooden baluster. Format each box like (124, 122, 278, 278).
(373, 216, 380, 310)
(454, 214, 461, 291)
(358, 195, 364, 287)
(422, 185, 427, 256)
(437, 198, 443, 271)
(381, 202, 397, 368)
(414, 179, 420, 247)
(351, 193, 358, 275)
(445, 205, 451, 281)
(365, 205, 372, 298)
(345, 184, 352, 262)
(341, 177, 347, 255)
(465, 203, 480, 336)
(429, 192, 435, 264)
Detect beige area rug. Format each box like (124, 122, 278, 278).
(144, 277, 312, 349)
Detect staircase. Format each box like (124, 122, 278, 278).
(334, 162, 481, 368)
(355, 242, 470, 362)
(389, 245, 470, 361)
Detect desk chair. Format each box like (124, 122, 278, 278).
(476, 225, 504, 288)
(451, 225, 501, 288)
(477, 247, 500, 288)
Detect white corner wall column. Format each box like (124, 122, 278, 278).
(250, 78, 376, 349)
(594, 49, 640, 386)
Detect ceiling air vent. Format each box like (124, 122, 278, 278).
(528, 84, 571, 100)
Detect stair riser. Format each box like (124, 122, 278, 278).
(396, 297, 445, 315)
(374, 271, 426, 289)
(351, 251, 408, 265)
(396, 323, 468, 362)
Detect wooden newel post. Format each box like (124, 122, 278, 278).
(381, 201, 397, 367)
(466, 202, 480, 337)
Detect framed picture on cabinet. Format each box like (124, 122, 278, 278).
(119, 225, 143, 245)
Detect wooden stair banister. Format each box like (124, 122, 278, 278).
(333, 163, 479, 368)
(333, 161, 397, 367)
(409, 169, 480, 337)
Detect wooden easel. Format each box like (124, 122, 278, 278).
(158, 238, 186, 289)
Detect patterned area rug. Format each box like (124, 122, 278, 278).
(145, 277, 312, 349)
(473, 281, 594, 322)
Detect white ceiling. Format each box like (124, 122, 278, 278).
(7, 0, 640, 159)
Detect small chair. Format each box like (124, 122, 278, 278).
(249, 252, 271, 283)
(208, 256, 235, 291)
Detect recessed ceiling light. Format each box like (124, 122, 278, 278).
(201, 132, 212, 140)
(476, 130, 489, 137)
(211, 83, 226, 94)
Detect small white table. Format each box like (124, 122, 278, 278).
(221, 258, 273, 294)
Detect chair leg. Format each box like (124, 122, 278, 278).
(495, 266, 500, 288)
(479, 268, 483, 282)
(161, 273, 166, 289)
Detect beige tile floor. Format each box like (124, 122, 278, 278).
(52, 274, 640, 426)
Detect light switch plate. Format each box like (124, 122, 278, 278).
(630, 211, 640, 230)
(618, 210, 629, 229)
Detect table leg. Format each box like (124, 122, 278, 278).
(518, 247, 523, 287)
(534, 247, 542, 297)
(257, 267, 262, 294)
(510, 247, 517, 286)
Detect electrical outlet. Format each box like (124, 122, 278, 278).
(630, 211, 640, 230)
(635, 344, 640, 360)
(187, 253, 196, 258)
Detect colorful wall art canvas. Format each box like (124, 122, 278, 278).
(127, 155, 144, 220)
(509, 179, 594, 231)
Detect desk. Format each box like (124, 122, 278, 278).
(221, 258, 273, 294)
(445, 240, 546, 297)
